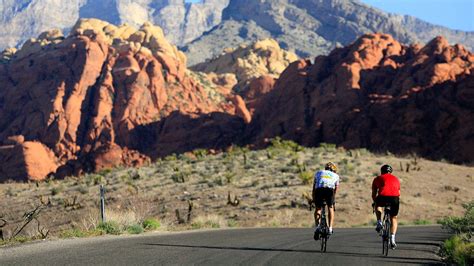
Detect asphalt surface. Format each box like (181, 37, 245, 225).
(0, 226, 449, 265)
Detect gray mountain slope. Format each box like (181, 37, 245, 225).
(182, 0, 474, 66)
(0, 0, 229, 50)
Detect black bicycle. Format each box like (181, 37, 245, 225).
(380, 205, 392, 256)
(318, 201, 330, 252)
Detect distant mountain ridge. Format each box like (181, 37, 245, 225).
(182, 0, 474, 65)
(0, 0, 229, 50)
(1, 0, 472, 67)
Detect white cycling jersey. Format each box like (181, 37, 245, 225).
(314, 170, 340, 189)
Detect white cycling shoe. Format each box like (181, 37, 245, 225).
(390, 239, 397, 249)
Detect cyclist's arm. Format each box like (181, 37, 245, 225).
(372, 187, 377, 202)
(371, 178, 378, 201)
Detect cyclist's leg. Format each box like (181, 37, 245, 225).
(391, 215, 398, 234)
(314, 207, 322, 226)
(313, 188, 323, 228)
(374, 196, 384, 232)
(375, 206, 383, 221)
(374, 196, 383, 221)
(327, 188, 335, 231)
(389, 197, 400, 247)
(328, 205, 334, 230)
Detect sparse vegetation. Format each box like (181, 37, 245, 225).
(127, 224, 144, 234)
(439, 201, 473, 265)
(0, 139, 473, 246)
(142, 218, 161, 231)
(60, 229, 89, 238)
(97, 221, 122, 235)
(413, 219, 432, 225)
(191, 215, 224, 229)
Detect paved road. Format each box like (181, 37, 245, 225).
(0, 226, 448, 265)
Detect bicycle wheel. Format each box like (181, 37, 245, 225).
(320, 234, 325, 252)
(382, 227, 386, 255)
(384, 220, 391, 256)
(321, 235, 327, 252)
(320, 218, 327, 252)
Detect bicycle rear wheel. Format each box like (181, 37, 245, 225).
(321, 236, 327, 252)
(384, 220, 391, 256)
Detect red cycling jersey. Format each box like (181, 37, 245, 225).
(372, 173, 400, 197)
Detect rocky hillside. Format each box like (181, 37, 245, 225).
(0, 23, 473, 182)
(1, 142, 472, 239)
(182, 0, 474, 65)
(0, 0, 229, 50)
(248, 34, 474, 164)
(0, 19, 249, 182)
(191, 39, 298, 91)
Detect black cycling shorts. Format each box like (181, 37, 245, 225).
(314, 188, 335, 208)
(375, 196, 399, 216)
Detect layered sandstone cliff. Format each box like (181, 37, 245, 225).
(1, 30, 473, 181)
(0, 19, 243, 181)
(249, 34, 474, 163)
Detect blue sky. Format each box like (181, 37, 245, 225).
(185, 0, 473, 32)
(361, 0, 474, 31)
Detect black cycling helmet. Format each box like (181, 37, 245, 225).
(381, 164, 393, 174)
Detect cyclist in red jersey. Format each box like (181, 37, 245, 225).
(372, 164, 400, 248)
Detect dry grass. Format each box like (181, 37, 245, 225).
(191, 214, 227, 229)
(0, 141, 473, 242)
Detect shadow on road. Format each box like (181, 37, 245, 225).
(142, 242, 441, 264)
(143, 243, 320, 254)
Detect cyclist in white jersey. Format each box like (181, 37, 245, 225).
(312, 162, 340, 239)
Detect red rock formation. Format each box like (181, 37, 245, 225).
(250, 34, 474, 163)
(0, 20, 241, 181)
(1, 31, 473, 181)
(0, 141, 59, 181)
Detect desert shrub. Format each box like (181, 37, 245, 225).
(298, 171, 313, 185)
(97, 168, 112, 176)
(51, 187, 62, 196)
(86, 174, 104, 186)
(60, 229, 87, 238)
(12, 236, 29, 243)
(224, 172, 236, 184)
(192, 149, 208, 159)
(270, 137, 304, 152)
(338, 158, 355, 175)
(227, 219, 238, 227)
(127, 224, 144, 234)
(191, 215, 224, 229)
(171, 171, 187, 183)
(97, 221, 121, 235)
(164, 154, 177, 161)
(129, 170, 141, 180)
(440, 201, 473, 238)
(439, 201, 473, 265)
(442, 236, 474, 266)
(142, 218, 161, 230)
